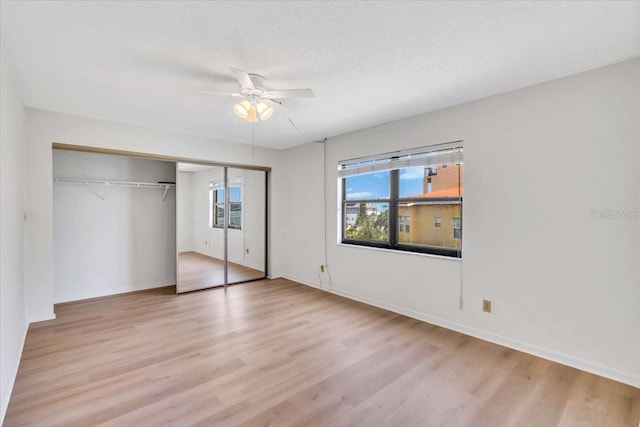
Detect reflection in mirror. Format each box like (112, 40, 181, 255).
(176, 163, 266, 293)
(227, 168, 266, 285)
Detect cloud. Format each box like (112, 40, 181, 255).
(400, 169, 424, 180)
(347, 191, 372, 199)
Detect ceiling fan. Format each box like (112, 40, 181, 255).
(198, 67, 314, 123)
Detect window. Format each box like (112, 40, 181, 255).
(453, 218, 462, 239)
(210, 185, 242, 230)
(339, 142, 463, 258)
(399, 216, 411, 234)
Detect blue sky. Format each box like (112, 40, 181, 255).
(216, 186, 242, 202)
(345, 168, 425, 200)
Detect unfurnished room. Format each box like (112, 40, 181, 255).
(0, 1, 639, 426)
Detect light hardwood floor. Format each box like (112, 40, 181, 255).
(5, 279, 639, 426)
(178, 251, 265, 292)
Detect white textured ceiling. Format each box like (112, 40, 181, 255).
(1, 1, 639, 149)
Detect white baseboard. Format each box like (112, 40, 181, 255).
(281, 274, 324, 290)
(55, 281, 175, 304)
(1, 320, 29, 424)
(286, 278, 639, 388)
(237, 260, 264, 271)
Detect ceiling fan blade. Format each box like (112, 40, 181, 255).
(230, 67, 255, 90)
(191, 90, 243, 97)
(266, 100, 300, 131)
(265, 99, 322, 141)
(288, 117, 299, 130)
(263, 88, 314, 99)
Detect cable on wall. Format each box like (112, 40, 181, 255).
(274, 103, 332, 292)
(316, 137, 333, 292)
(282, 107, 332, 293)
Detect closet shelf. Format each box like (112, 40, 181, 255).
(53, 178, 175, 201)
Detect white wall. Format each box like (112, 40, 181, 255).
(0, 50, 28, 423)
(185, 167, 266, 270)
(53, 151, 176, 302)
(277, 58, 640, 387)
(270, 143, 326, 283)
(25, 109, 279, 321)
(177, 171, 193, 252)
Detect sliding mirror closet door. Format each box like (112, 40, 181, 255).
(176, 163, 267, 293)
(226, 168, 266, 285)
(177, 163, 227, 292)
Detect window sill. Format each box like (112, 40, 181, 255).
(337, 242, 462, 262)
(210, 227, 243, 232)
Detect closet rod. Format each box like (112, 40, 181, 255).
(53, 178, 175, 201)
(53, 178, 175, 189)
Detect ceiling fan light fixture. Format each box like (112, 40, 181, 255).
(233, 99, 251, 119)
(244, 106, 259, 123)
(256, 101, 273, 120)
(234, 100, 272, 123)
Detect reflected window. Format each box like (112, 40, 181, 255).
(210, 185, 242, 230)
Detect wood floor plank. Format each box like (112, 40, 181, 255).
(512, 363, 581, 426)
(4, 278, 639, 426)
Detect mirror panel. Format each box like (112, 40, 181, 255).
(226, 168, 266, 285)
(176, 163, 266, 293)
(177, 163, 226, 292)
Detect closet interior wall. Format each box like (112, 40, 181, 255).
(52, 150, 176, 303)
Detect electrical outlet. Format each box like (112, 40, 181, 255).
(320, 265, 325, 273)
(483, 299, 492, 313)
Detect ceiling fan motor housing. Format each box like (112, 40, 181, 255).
(242, 74, 268, 96)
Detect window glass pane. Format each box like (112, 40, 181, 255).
(229, 202, 242, 228)
(211, 187, 242, 230)
(399, 167, 426, 198)
(453, 217, 462, 239)
(398, 216, 412, 237)
(229, 186, 242, 202)
(344, 202, 389, 242)
(215, 204, 224, 225)
(397, 203, 462, 251)
(345, 171, 390, 200)
(399, 164, 463, 198)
